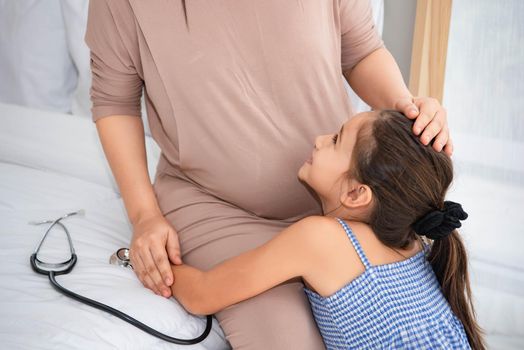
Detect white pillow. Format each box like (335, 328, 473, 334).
(59, 0, 91, 119)
(0, 102, 160, 194)
(0, 0, 152, 136)
(0, 0, 76, 114)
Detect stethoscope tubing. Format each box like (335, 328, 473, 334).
(30, 211, 213, 345)
(46, 269, 213, 345)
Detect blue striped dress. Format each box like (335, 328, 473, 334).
(303, 218, 471, 349)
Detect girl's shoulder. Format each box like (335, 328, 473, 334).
(294, 216, 371, 265)
(297, 216, 372, 296)
(297, 216, 371, 241)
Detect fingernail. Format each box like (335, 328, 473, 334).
(411, 106, 418, 114)
(163, 290, 170, 298)
(414, 128, 421, 135)
(165, 278, 172, 285)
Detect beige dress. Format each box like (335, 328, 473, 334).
(85, 0, 383, 348)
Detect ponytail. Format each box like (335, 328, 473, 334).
(354, 111, 486, 348)
(427, 231, 486, 350)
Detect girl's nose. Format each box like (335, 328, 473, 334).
(314, 135, 323, 149)
(314, 134, 327, 149)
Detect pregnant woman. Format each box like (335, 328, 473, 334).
(85, 0, 452, 348)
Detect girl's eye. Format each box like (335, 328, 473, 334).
(332, 134, 338, 144)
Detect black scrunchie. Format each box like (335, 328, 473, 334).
(412, 201, 468, 240)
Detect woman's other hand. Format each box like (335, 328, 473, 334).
(394, 96, 453, 156)
(130, 213, 183, 298)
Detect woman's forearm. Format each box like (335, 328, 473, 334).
(95, 115, 162, 225)
(344, 47, 413, 110)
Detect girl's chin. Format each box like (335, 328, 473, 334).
(297, 166, 306, 181)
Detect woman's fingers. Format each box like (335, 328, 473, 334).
(166, 230, 183, 266)
(395, 96, 453, 154)
(143, 273, 161, 296)
(143, 247, 172, 297)
(394, 96, 419, 119)
(412, 98, 453, 152)
(419, 109, 447, 147)
(432, 125, 449, 153)
(129, 215, 183, 298)
(412, 97, 440, 136)
(150, 245, 175, 296)
(443, 136, 454, 157)
(130, 251, 160, 295)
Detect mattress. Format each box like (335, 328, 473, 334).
(0, 102, 230, 349)
(1, 102, 523, 349)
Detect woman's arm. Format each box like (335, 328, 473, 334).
(96, 116, 182, 298)
(96, 115, 161, 225)
(171, 216, 331, 315)
(344, 47, 412, 111)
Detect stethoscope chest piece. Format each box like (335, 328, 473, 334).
(109, 248, 133, 269)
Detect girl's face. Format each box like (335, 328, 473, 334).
(298, 111, 374, 206)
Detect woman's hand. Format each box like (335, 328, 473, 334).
(394, 96, 453, 156)
(129, 213, 183, 298)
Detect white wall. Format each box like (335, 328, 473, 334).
(382, 0, 417, 85)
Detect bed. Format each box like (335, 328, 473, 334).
(0, 102, 231, 349)
(1, 101, 523, 349)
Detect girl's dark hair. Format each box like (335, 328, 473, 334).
(349, 110, 486, 350)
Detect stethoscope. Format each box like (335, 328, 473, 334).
(29, 209, 212, 345)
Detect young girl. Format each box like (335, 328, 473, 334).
(169, 110, 485, 349)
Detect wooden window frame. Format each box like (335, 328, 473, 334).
(409, 0, 453, 103)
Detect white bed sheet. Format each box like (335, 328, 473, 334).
(0, 102, 230, 349)
(1, 102, 523, 349)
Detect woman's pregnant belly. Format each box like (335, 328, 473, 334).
(148, 0, 350, 219)
(158, 131, 324, 220)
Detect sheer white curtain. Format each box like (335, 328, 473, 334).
(443, 1, 524, 348)
(445, 0, 523, 186)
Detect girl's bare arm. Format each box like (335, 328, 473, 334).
(171, 216, 334, 315)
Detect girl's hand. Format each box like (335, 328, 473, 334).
(129, 213, 183, 298)
(394, 96, 453, 156)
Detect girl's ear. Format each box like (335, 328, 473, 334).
(340, 179, 373, 209)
